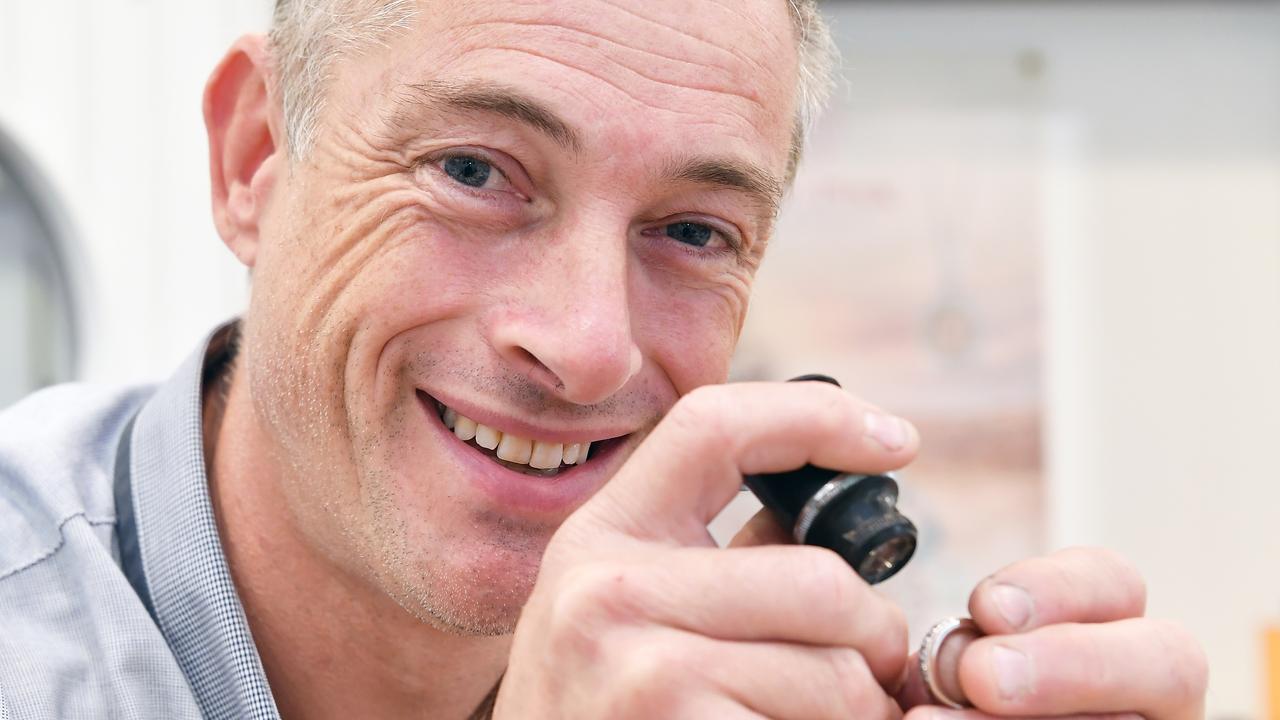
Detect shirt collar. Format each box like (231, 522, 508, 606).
(125, 321, 280, 720)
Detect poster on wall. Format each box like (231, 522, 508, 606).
(713, 48, 1048, 638)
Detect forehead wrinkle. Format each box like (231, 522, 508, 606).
(599, 0, 765, 71)
(393, 79, 584, 153)
(595, 0, 791, 111)
(455, 18, 752, 103)
(441, 3, 790, 133)
(445, 4, 783, 123)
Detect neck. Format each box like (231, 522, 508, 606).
(203, 344, 509, 719)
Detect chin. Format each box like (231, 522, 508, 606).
(346, 382, 611, 634)
(375, 505, 552, 636)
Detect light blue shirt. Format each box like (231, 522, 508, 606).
(0, 324, 280, 719)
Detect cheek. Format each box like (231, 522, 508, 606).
(634, 270, 751, 393)
(262, 181, 494, 349)
(246, 179, 490, 451)
(341, 214, 511, 419)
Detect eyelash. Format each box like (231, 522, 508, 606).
(642, 221, 743, 261)
(420, 150, 526, 202)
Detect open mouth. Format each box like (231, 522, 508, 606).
(418, 391, 621, 479)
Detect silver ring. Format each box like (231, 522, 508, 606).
(919, 617, 980, 709)
(792, 474, 867, 542)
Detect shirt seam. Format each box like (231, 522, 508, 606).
(0, 512, 117, 582)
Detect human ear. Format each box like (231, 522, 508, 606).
(203, 34, 282, 268)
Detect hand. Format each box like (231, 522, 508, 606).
(899, 548, 1209, 720)
(495, 382, 921, 719)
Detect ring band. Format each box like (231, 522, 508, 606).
(919, 617, 980, 709)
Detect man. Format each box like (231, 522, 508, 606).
(0, 1, 1207, 718)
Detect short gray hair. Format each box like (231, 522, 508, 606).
(269, 0, 837, 177)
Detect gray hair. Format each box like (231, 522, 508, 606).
(269, 0, 837, 177)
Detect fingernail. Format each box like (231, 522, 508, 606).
(990, 583, 1033, 630)
(991, 644, 1032, 700)
(864, 411, 909, 451)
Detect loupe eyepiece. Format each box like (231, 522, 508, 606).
(742, 375, 917, 585)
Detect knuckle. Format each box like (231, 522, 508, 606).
(1130, 573, 1149, 614)
(794, 547, 864, 611)
(609, 642, 693, 713)
(814, 384, 858, 437)
(883, 602, 909, 661)
(667, 385, 733, 446)
(542, 518, 594, 562)
(673, 384, 725, 422)
(1065, 546, 1146, 595)
(546, 563, 640, 655)
(1149, 619, 1209, 702)
(1114, 556, 1148, 612)
(790, 547, 906, 677)
(826, 647, 876, 714)
(1083, 546, 1147, 608)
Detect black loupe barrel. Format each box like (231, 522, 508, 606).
(742, 375, 917, 585)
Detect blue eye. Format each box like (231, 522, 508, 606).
(443, 156, 492, 188)
(665, 222, 714, 247)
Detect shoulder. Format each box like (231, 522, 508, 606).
(0, 382, 154, 579)
(0, 384, 208, 719)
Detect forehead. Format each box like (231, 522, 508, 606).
(345, 0, 799, 173)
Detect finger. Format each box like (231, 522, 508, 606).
(579, 382, 918, 540)
(552, 544, 909, 687)
(896, 652, 933, 708)
(727, 507, 793, 548)
(666, 695, 768, 720)
(958, 618, 1208, 720)
(670, 631, 902, 720)
(969, 547, 1146, 635)
(906, 708, 1142, 720)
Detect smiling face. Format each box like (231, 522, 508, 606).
(240, 0, 800, 634)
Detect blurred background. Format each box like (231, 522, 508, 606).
(1, 1, 1277, 716)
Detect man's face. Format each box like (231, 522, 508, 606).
(243, 0, 799, 633)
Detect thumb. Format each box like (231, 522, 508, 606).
(574, 382, 917, 543)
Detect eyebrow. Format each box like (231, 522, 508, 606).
(394, 81, 783, 219)
(665, 157, 784, 219)
(399, 80, 583, 152)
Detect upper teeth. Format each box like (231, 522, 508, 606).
(442, 406, 590, 470)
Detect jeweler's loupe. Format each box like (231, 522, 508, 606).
(743, 374, 917, 585)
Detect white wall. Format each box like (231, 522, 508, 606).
(0, 0, 270, 385)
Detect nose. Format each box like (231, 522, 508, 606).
(488, 225, 643, 406)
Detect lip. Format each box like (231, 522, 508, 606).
(423, 387, 634, 446)
(415, 390, 630, 519)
